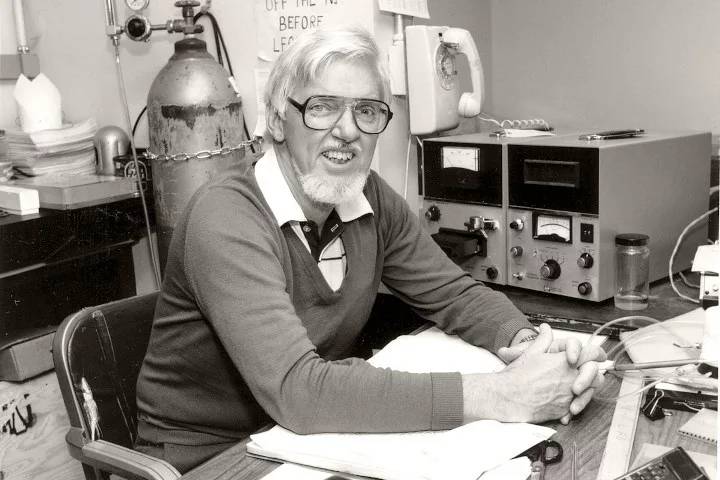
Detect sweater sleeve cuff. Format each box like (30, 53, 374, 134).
(493, 316, 535, 353)
(430, 372, 463, 430)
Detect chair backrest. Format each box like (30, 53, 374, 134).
(54, 291, 159, 449)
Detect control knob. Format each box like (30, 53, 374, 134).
(510, 246, 523, 257)
(509, 219, 524, 231)
(540, 259, 561, 280)
(486, 266, 498, 280)
(425, 205, 441, 222)
(577, 253, 594, 269)
(578, 282, 593, 296)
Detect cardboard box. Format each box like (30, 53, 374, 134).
(0, 326, 56, 381)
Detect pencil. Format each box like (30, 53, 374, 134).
(606, 358, 712, 371)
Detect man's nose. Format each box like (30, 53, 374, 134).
(331, 106, 361, 141)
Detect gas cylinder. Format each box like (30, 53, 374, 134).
(147, 36, 244, 273)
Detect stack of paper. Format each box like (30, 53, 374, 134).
(246, 328, 556, 480)
(6, 118, 97, 176)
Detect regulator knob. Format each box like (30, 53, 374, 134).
(540, 259, 561, 280)
(509, 219, 524, 231)
(125, 15, 152, 41)
(578, 282, 593, 296)
(577, 253, 594, 269)
(425, 205, 441, 222)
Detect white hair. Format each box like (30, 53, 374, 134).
(263, 24, 391, 124)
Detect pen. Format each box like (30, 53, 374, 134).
(605, 358, 712, 371)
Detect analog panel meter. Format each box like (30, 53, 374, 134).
(532, 212, 572, 244)
(442, 146, 479, 171)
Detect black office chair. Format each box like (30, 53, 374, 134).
(53, 291, 181, 480)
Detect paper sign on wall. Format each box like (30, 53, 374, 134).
(253, 68, 271, 138)
(377, 0, 429, 19)
(255, 0, 375, 62)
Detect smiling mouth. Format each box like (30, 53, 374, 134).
(322, 150, 355, 164)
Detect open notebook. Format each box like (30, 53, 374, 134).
(678, 408, 717, 446)
(246, 327, 557, 480)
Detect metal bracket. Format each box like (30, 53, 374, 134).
(0, 53, 40, 80)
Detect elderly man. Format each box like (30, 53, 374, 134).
(135, 24, 605, 473)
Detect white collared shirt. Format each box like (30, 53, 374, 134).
(254, 146, 373, 290)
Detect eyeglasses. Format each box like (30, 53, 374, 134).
(287, 95, 393, 134)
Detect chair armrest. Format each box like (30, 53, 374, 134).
(67, 429, 180, 480)
(82, 439, 182, 480)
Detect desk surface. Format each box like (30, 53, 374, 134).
(181, 280, 715, 480)
(179, 363, 716, 480)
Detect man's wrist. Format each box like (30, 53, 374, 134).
(518, 333, 538, 344)
(511, 328, 538, 346)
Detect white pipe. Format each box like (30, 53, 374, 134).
(12, 0, 29, 53)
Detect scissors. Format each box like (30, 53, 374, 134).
(517, 439, 563, 480)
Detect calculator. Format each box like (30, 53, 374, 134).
(613, 447, 709, 480)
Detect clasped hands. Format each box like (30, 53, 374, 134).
(496, 323, 607, 425)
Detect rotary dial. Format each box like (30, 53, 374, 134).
(435, 46, 457, 91)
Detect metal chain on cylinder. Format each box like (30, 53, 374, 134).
(144, 138, 260, 163)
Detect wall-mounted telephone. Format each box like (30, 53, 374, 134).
(406, 26, 485, 136)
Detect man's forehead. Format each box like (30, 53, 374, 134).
(293, 62, 381, 99)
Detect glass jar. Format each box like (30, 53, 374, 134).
(614, 233, 650, 310)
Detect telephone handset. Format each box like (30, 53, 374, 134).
(406, 26, 485, 135)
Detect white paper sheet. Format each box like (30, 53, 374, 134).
(14, 73, 62, 133)
(249, 327, 558, 480)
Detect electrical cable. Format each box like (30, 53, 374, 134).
(194, 12, 223, 66)
(678, 271, 700, 289)
(194, 11, 256, 154)
(113, 44, 162, 289)
(668, 207, 718, 303)
(587, 315, 658, 346)
(585, 314, 712, 403)
(593, 369, 685, 403)
(132, 105, 147, 139)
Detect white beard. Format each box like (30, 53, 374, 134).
(295, 166, 369, 206)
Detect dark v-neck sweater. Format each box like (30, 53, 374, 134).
(135, 155, 532, 466)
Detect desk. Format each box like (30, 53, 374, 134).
(0, 197, 152, 337)
(180, 279, 714, 480)
(180, 372, 717, 480)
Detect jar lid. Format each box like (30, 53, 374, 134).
(615, 233, 649, 246)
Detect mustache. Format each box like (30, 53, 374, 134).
(321, 143, 361, 155)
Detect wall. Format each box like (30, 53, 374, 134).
(489, 0, 720, 140)
(0, 0, 492, 191)
(1, 0, 489, 292)
(2, 1, 718, 289)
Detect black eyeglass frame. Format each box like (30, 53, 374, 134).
(287, 95, 394, 134)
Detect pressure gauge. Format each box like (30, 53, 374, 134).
(125, 0, 149, 11)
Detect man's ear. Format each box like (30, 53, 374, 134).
(266, 108, 286, 143)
